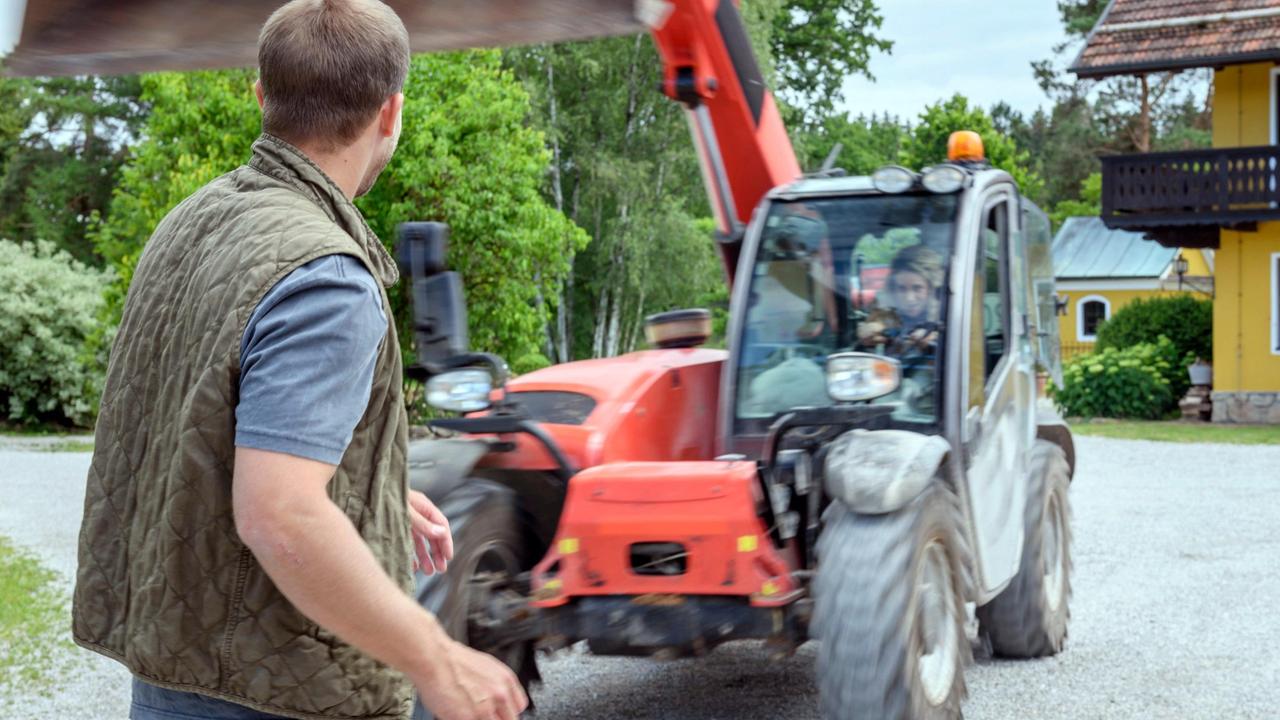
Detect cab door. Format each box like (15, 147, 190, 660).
(961, 188, 1035, 597)
(1023, 201, 1064, 387)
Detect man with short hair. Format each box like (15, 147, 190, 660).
(72, 2, 527, 719)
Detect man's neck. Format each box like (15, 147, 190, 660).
(292, 138, 367, 200)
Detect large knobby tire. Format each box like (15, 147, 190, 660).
(411, 479, 537, 720)
(976, 440, 1072, 658)
(814, 482, 971, 720)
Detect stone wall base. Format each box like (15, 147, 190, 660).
(1211, 392, 1280, 424)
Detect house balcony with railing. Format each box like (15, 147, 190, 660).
(1099, 145, 1280, 248)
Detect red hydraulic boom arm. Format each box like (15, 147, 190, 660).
(646, 0, 802, 283)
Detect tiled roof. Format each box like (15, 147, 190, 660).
(1070, 0, 1280, 78)
(1052, 217, 1176, 279)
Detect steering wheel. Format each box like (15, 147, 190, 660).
(882, 321, 940, 419)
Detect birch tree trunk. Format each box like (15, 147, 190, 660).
(542, 46, 569, 363)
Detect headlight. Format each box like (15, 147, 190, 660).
(921, 164, 966, 193)
(826, 352, 901, 402)
(871, 165, 916, 194)
(427, 369, 493, 412)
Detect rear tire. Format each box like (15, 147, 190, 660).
(814, 482, 971, 720)
(411, 479, 537, 719)
(976, 440, 1072, 658)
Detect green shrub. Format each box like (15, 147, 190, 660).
(0, 240, 110, 426)
(510, 353, 552, 376)
(1049, 338, 1184, 419)
(1095, 295, 1212, 363)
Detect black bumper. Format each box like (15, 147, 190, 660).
(538, 596, 811, 657)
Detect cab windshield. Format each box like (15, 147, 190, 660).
(734, 193, 958, 431)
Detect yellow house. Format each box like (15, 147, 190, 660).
(1072, 0, 1280, 423)
(1053, 216, 1213, 360)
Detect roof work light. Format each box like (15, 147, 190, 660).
(947, 131, 985, 162)
(871, 165, 917, 194)
(922, 164, 966, 193)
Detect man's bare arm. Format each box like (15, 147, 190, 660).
(232, 447, 526, 720)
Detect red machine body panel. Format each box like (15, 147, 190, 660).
(476, 347, 727, 473)
(529, 461, 798, 608)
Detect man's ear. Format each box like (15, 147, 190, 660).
(254, 80, 265, 111)
(379, 93, 404, 138)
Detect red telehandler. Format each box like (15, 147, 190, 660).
(10, 2, 1076, 717)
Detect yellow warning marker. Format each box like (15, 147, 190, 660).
(737, 535, 758, 552)
(558, 538, 580, 555)
(761, 580, 779, 596)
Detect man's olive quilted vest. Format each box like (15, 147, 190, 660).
(73, 135, 414, 720)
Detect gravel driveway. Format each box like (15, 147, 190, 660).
(3, 435, 1278, 719)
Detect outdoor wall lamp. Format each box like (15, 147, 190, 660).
(1174, 254, 1189, 290)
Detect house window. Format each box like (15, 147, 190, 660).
(1272, 252, 1280, 354)
(1077, 295, 1110, 342)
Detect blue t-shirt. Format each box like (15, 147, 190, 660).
(235, 253, 388, 464)
(133, 254, 388, 719)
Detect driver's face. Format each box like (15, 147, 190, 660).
(890, 270, 931, 319)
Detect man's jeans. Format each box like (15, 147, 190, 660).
(130, 678, 292, 719)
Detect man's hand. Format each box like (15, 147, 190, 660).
(408, 490, 453, 575)
(856, 318, 888, 347)
(414, 642, 528, 720)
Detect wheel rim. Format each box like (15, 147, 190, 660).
(463, 540, 523, 667)
(1043, 490, 1066, 613)
(916, 540, 959, 706)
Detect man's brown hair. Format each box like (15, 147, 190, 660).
(258, 0, 410, 146)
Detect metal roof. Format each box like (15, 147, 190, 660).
(775, 176, 876, 197)
(1052, 216, 1176, 279)
(1069, 0, 1280, 78)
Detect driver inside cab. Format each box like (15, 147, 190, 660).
(857, 243, 944, 357)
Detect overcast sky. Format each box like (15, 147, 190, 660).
(0, 0, 20, 56)
(1, 0, 1071, 120)
(837, 0, 1071, 122)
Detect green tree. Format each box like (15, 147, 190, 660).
(901, 94, 1045, 201)
(1057, 0, 1107, 39)
(0, 79, 35, 180)
(360, 51, 587, 367)
(1048, 172, 1100, 230)
(507, 37, 719, 361)
(0, 76, 146, 265)
(769, 0, 893, 121)
(793, 111, 906, 174)
(93, 51, 585, 371)
(92, 70, 260, 269)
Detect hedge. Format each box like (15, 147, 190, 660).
(1050, 336, 1189, 419)
(0, 240, 110, 426)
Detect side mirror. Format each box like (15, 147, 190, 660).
(397, 222, 469, 370)
(826, 352, 901, 403)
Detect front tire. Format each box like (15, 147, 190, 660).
(411, 479, 537, 720)
(976, 440, 1072, 657)
(814, 482, 971, 720)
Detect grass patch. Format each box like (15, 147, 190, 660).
(34, 440, 95, 453)
(0, 536, 75, 698)
(0, 421, 85, 436)
(1071, 420, 1280, 445)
